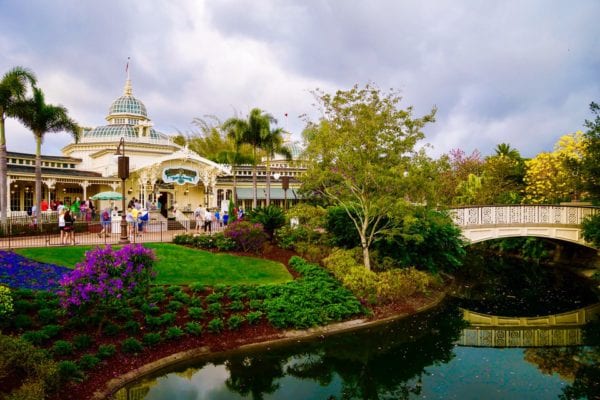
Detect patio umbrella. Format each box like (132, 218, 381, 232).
(90, 191, 123, 200)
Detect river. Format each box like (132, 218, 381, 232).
(116, 257, 600, 400)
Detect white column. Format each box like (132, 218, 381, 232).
(6, 177, 13, 214)
(80, 180, 90, 200)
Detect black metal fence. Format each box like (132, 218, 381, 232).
(0, 218, 226, 249)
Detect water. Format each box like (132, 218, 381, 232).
(117, 258, 600, 400)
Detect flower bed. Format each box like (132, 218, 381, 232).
(0, 250, 71, 291)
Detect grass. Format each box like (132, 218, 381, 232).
(14, 243, 293, 286)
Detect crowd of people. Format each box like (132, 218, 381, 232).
(193, 204, 243, 233)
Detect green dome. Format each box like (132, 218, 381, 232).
(83, 125, 169, 141)
(108, 95, 147, 117)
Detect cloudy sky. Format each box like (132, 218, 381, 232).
(1, 0, 598, 158)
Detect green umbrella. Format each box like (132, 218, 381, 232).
(90, 191, 123, 200)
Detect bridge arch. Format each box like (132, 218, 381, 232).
(449, 205, 599, 248)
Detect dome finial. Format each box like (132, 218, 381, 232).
(124, 57, 132, 96)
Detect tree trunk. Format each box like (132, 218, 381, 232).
(252, 147, 257, 209)
(232, 164, 237, 207)
(362, 242, 371, 271)
(35, 135, 42, 223)
(0, 114, 7, 224)
(265, 155, 271, 206)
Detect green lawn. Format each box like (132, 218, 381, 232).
(14, 243, 293, 286)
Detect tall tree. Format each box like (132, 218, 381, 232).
(261, 127, 292, 206)
(223, 108, 273, 209)
(0, 67, 37, 222)
(301, 84, 436, 270)
(581, 101, 600, 200)
(494, 142, 521, 159)
(12, 87, 80, 221)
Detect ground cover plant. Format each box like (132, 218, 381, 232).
(0, 244, 369, 400)
(14, 243, 292, 286)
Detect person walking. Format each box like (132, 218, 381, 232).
(64, 209, 76, 245)
(58, 209, 66, 245)
(194, 204, 204, 233)
(204, 208, 213, 233)
(98, 207, 111, 237)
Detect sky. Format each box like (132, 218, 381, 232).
(1, 0, 598, 159)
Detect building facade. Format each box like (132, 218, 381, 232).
(6, 78, 303, 219)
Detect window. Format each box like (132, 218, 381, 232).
(24, 191, 33, 210)
(10, 190, 19, 211)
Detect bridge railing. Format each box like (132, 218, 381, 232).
(449, 205, 599, 227)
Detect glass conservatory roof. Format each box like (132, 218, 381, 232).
(108, 95, 147, 117)
(83, 125, 169, 141)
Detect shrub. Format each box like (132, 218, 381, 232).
(13, 314, 33, 330)
(167, 300, 184, 312)
(294, 242, 331, 263)
(121, 337, 143, 354)
(247, 205, 286, 240)
(0, 333, 59, 399)
(213, 284, 228, 294)
(58, 360, 84, 383)
(21, 330, 49, 346)
(188, 307, 204, 320)
(207, 302, 222, 316)
(102, 322, 121, 337)
(189, 282, 206, 294)
(124, 320, 141, 335)
(58, 245, 156, 321)
(246, 311, 263, 325)
(248, 299, 263, 310)
(205, 292, 224, 303)
(185, 322, 202, 336)
(207, 318, 224, 333)
(52, 340, 74, 356)
(142, 332, 162, 347)
(227, 314, 245, 330)
(96, 344, 116, 359)
(160, 312, 176, 326)
(78, 354, 100, 370)
(173, 291, 191, 304)
(145, 315, 163, 330)
(165, 326, 185, 340)
(166, 285, 182, 295)
(141, 302, 161, 315)
(224, 220, 268, 253)
(148, 292, 166, 304)
(37, 308, 59, 324)
(214, 233, 237, 251)
(582, 213, 600, 247)
(115, 306, 136, 320)
(13, 299, 36, 314)
(73, 334, 93, 351)
(0, 285, 14, 317)
(41, 324, 61, 339)
(227, 285, 247, 301)
(229, 300, 245, 312)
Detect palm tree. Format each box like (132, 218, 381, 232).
(494, 143, 521, 159)
(261, 127, 292, 206)
(12, 87, 80, 221)
(0, 67, 37, 222)
(223, 108, 273, 209)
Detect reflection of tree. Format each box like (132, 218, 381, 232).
(224, 354, 285, 400)
(285, 305, 466, 400)
(524, 347, 579, 380)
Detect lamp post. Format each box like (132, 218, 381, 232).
(115, 137, 130, 244)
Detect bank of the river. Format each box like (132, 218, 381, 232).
(91, 282, 453, 400)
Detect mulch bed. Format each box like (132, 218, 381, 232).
(7, 245, 440, 400)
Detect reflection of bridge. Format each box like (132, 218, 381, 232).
(449, 205, 599, 246)
(458, 303, 600, 347)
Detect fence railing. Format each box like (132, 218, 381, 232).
(0, 218, 226, 249)
(449, 205, 599, 227)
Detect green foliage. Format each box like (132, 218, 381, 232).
(57, 360, 84, 383)
(227, 314, 245, 330)
(40, 324, 61, 339)
(224, 220, 269, 253)
(207, 318, 224, 333)
(123, 320, 141, 335)
(96, 344, 116, 359)
(142, 332, 162, 347)
(173, 291, 191, 304)
(166, 285, 182, 295)
(13, 314, 34, 330)
(323, 248, 435, 304)
(0, 285, 14, 317)
(185, 322, 203, 336)
(160, 312, 176, 326)
(72, 334, 93, 351)
(246, 311, 263, 325)
(581, 102, 600, 200)
(167, 300, 184, 312)
(261, 257, 365, 329)
(173, 232, 237, 251)
(248, 299, 263, 310)
(205, 292, 224, 303)
(374, 207, 465, 272)
(189, 282, 206, 293)
(325, 206, 361, 248)
(582, 213, 600, 247)
(247, 205, 286, 240)
(294, 242, 332, 264)
(229, 300, 245, 311)
(21, 330, 48, 346)
(102, 322, 121, 337)
(78, 354, 100, 370)
(188, 306, 204, 320)
(165, 326, 184, 340)
(51, 340, 74, 356)
(207, 302, 222, 316)
(0, 333, 59, 400)
(121, 337, 143, 354)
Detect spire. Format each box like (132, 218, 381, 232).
(123, 57, 132, 96)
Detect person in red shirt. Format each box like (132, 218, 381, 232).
(40, 199, 49, 212)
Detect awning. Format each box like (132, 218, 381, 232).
(236, 187, 297, 200)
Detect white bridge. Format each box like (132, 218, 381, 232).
(449, 205, 599, 247)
